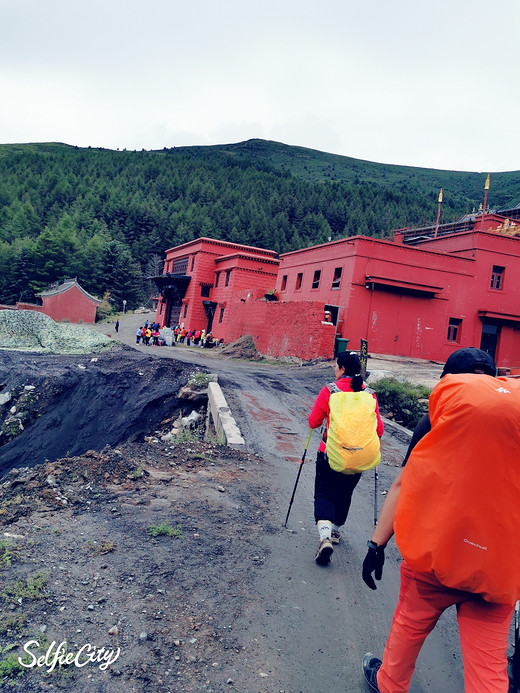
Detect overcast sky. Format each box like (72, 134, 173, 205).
(1, 0, 519, 172)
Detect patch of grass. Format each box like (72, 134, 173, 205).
(0, 539, 20, 570)
(373, 377, 431, 429)
(147, 522, 183, 539)
(0, 650, 27, 685)
(0, 614, 26, 636)
(174, 428, 196, 444)
(187, 372, 211, 390)
(128, 464, 145, 479)
(85, 539, 115, 555)
(2, 572, 48, 603)
(1, 494, 24, 508)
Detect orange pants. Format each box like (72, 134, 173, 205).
(377, 562, 514, 693)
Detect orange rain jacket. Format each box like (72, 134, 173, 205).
(394, 373, 520, 604)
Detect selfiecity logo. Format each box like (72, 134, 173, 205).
(19, 640, 121, 673)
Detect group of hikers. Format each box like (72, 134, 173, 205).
(170, 325, 217, 348)
(307, 347, 520, 693)
(135, 321, 162, 346)
(133, 321, 219, 348)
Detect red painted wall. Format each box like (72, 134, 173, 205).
(16, 303, 43, 313)
(226, 299, 336, 359)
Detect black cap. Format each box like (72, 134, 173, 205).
(441, 347, 496, 378)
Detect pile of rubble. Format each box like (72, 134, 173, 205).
(0, 309, 112, 354)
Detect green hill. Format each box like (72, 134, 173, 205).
(0, 139, 518, 311)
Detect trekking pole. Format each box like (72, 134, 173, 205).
(284, 428, 312, 528)
(514, 600, 520, 692)
(373, 466, 379, 527)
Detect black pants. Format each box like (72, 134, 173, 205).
(314, 450, 361, 526)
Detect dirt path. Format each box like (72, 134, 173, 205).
(90, 315, 466, 692)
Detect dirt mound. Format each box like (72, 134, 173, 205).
(220, 334, 262, 361)
(0, 346, 200, 477)
(0, 310, 112, 354)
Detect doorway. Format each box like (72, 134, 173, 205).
(203, 301, 218, 333)
(480, 322, 500, 361)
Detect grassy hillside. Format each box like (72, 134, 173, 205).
(170, 139, 520, 211)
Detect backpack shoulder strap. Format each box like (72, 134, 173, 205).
(327, 382, 341, 394)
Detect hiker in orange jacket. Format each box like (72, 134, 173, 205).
(309, 351, 384, 565)
(361, 347, 520, 693)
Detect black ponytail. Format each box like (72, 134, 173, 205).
(350, 374, 364, 392)
(337, 351, 364, 391)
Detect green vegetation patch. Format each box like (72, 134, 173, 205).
(147, 522, 183, 539)
(2, 571, 48, 603)
(373, 377, 431, 430)
(0, 539, 20, 570)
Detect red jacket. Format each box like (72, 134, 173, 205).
(309, 377, 384, 453)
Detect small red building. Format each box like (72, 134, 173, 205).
(1, 279, 101, 324)
(35, 279, 101, 323)
(152, 237, 279, 340)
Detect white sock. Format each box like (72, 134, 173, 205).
(317, 520, 332, 541)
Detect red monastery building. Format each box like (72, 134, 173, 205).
(152, 237, 279, 338)
(276, 225, 520, 367)
(154, 212, 520, 368)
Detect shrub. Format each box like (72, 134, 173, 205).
(373, 377, 431, 430)
(147, 522, 183, 539)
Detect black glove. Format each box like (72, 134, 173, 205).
(362, 540, 387, 590)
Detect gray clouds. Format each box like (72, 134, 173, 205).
(1, 0, 519, 171)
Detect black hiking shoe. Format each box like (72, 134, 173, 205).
(314, 537, 333, 565)
(362, 652, 381, 692)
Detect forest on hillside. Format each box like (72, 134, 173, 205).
(0, 141, 518, 313)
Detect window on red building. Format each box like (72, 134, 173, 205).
(183, 304, 188, 318)
(447, 317, 462, 342)
(312, 270, 321, 289)
(490, 265, 504, 290)
(225, 270, 231, 287)
(219, 307, 225, 323)
(281, 275, 287, 291)
(201, 284, 211, 297)
(191, 256, 195, 271)
(332, 267, 342, 289)
(173, 257, 188, 274)
(296, 273, 303, 290)
(215, 271, 220, 287)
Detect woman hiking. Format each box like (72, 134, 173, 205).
(309, 350, 384, 565)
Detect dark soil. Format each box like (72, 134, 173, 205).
(0, 345, 201, 476)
